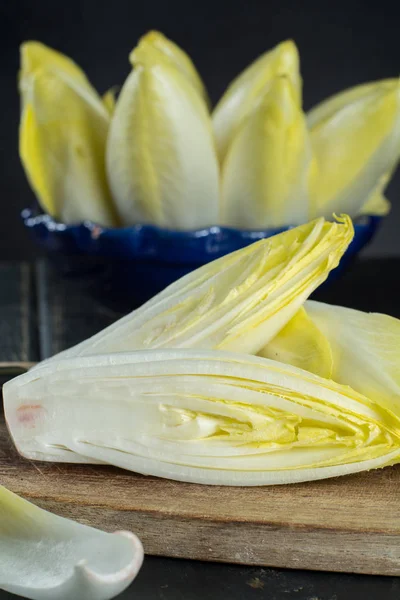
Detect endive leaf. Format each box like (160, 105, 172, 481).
(19, 42, 117, 226)
(106, 50, 219, 228)
(259, 306, 333, 378)
(213, 40, 302, 163)
(4, 350, 400, 485)
(305, 301, 400, 416)
(307, 79, 397, 129)
(102, 86, 118, 115)
(0, 485, 143, 600)
(44, 216, 353, 360)
(359, 171, 392, 216)
(221, 76, 315, 228)
(309, 80, 400, 219)
(130, 30, 209, 104)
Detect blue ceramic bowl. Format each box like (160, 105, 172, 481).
(22, 208, 382, 310)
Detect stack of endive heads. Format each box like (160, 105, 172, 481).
(5, 214, 400, 486)
(19, 32, 400, 230)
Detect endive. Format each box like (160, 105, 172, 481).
(4, 350, 400, 485)
(259, 306, 333, 379)
(221, 76, 315, 228)
(19, 42, 117, 226)
(213, 39, 302, 163)
(308, 79, 400, 219)
(260, 301, 400, 415)
(305, 301, 400, 416)
(130, 30, 209, 103)
(43, 216, 353, 360)
(106, 42, 219, 228)
(0, 485, 143, 600)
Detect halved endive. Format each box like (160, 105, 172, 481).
(4, 350, 400, 485)
(44, 216, 354, 361)
(0, 485, 143, 600)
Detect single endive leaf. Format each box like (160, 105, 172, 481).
(130, 30, 209, 104)
(359, 192, 391, 216)
(0, 485, 143, 600)
(19, 42, 117, 226)
(106, 51, 219, 228)
(305, 301, 400, 416)
(43, 216, 353, 361)
(213, 39, 302, 163)
(221, 76, 316, 228)
(307, 79, 397, 129)
(4, 350, 400, 485)
(259, 306, 333, 378)
(358, 171, 392, 216)
(309, 80, 400, 219)
(102, 86, 118, 115)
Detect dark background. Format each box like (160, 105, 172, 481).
(1, 0, 400, 259)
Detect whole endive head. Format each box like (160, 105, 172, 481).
(212, 39, 302, 163)
(221, 75, 316, 228)
(19, 42, 118, 226)
(106, 38, 220, 229)
(308, 78, 400, 219)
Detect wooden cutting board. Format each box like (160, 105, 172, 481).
(1, 416, 400, 577)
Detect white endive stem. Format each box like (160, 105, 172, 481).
(221, 76, 315, 228)
(212, 40, 302, 163)
(41, 217, 353, 361)
(308, 79, 400, 219)
(4, 350, 400, 485)
(305, 301, 400, 416)
(106, 49, 219, 228)
(0, 486, 143, 600)
(19, 42, 117, 226)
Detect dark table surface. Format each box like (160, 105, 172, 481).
(1, 257, 400, 600)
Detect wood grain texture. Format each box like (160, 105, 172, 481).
(1, 416, 399, 576)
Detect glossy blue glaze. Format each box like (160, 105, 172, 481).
(22, 208, 382, 309)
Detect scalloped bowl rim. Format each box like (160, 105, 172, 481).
(21, 208, 383, 265)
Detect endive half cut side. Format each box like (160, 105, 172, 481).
(4, 350, 400, 485)
(212, 39, 302, 163)
(106, 47, 219, 228)
(19, 42, 117, 226)
(45, 216, 354, 361)
(0, 485, 143, 600)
